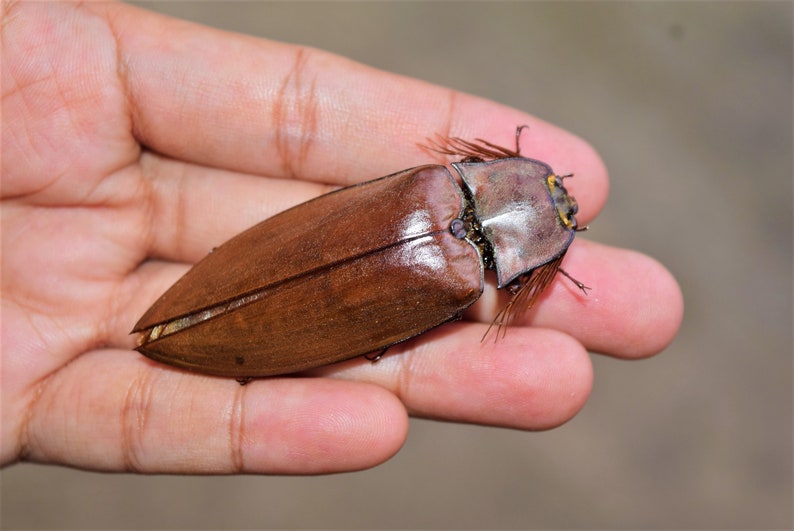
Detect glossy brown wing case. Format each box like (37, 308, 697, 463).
(133, 165, 484, 377)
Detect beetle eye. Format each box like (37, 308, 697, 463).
(547, 174, 578, 230)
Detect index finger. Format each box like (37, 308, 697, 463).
(104, 2, 607, 223)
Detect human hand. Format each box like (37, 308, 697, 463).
(1, 2, 682, 473)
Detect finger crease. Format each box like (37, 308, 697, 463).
(229, 382, 247, 473)
(272, 47, 320, 180)
(395, 348, 416, 408)
(17, 375, 49, 462)
(121, 369, 154, 472)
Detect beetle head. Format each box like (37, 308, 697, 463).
(548, 174, 579, 231)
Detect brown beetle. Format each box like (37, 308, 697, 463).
(133, 127, 586, 377)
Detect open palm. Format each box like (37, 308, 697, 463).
(2, 2, 682, 474)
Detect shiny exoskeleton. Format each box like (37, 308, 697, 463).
(133, 127, 583, 377)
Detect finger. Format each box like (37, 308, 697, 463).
(19, 350, 408, 474)
(137, 153, 336, 264)
(103, 3, 606, 218)
(310, 323, 593, 431)
(468, 240, 684, 359)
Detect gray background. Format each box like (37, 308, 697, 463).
(2, 1, 791, 529)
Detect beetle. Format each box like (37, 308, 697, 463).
(132, 126, 587, 377)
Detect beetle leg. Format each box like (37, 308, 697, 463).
(422, 134, 519, 161)
(558, 268, 591, 295)
(364, 347, 388, 363)
(514, 124, 530, 155)
(505, 277, 525, 295)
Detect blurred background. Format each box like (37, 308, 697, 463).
(2, 2, 791, 529)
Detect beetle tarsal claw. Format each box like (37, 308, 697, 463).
(364, 348, 388, 362)
(558, 268, 591, 295)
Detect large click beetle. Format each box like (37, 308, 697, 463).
(133, 126, 588, 377)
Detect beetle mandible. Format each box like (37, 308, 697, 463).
(133, 126, 588, 377)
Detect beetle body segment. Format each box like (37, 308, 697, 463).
(134, 165, 484, 376)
